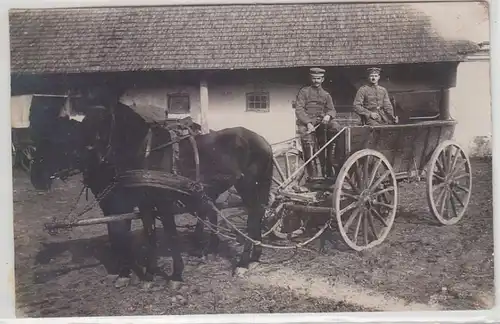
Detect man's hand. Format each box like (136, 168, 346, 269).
(322, 115, 331, 124)
(370, 112, 380, 120)
(394, 116, 399, 124)
(307, 123, 315, 133)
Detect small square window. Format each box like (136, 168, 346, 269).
(168, 93, 190, 114)
(246, 92, 269, 112)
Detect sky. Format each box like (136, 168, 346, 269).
(410, 1, 490, 43)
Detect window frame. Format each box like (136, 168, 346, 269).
(245, 91, 270, 112)
(167, 93, 191, 114)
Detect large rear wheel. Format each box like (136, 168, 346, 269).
(333, 149, 398, 251)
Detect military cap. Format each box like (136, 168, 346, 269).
(366, 67, 382, 75)
(309, 67, 326, 77)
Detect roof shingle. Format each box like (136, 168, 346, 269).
(9, 3, 479, 74)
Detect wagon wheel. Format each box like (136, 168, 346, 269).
(271, 145, 306, 192)
(19, 145, 36, 173)
(426, 140, 472, 225)
(333, 149, 398, 251)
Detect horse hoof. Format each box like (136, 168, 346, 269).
(234, 267, 248, 277)
(168, 280, 183, 291)
(248, 262, 260, 271)
(114, 277, 131, 289)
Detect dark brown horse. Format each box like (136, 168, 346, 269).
(29, 99, 274, 288)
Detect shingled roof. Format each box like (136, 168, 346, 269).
(9, 3, 479, 74)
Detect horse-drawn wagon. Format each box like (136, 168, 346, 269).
(265, 117, 472, 252)
(33, 92, 471, 284)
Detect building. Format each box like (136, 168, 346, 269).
(450, 41, 491, 157)
(9, 2, 486, 152)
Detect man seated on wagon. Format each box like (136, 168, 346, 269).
(352, 67, 399, 126)
(294, 67, 343, 180)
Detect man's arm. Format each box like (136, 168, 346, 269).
(381, 89, 397, 121)
(295, 88, 314, 125)
(324, 92, 336, 119)
(352, 86, 372, 118)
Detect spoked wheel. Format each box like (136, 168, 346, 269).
(426, 140, 472, 225)
(333, 149, 398, 251)
(271, 145, 306, 192)
(19, 145, 36, 173)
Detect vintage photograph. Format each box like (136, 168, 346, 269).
(9, 0, 493, 317)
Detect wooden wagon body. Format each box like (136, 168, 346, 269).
(269, 117, 471, 251)
(340, 120, 456, 178)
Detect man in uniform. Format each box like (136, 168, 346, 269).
(295, 67, 343, 179)
(353, 67, 398, 126)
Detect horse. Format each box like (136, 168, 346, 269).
(29, 99, 274, 288)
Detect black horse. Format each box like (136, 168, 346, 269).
(29, 99, 274, 288)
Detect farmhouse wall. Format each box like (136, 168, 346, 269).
(450, 59, 492, 157)
(120, 81, 300, 145)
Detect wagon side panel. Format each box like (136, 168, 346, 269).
(416, 122, 456, 171)
(347, 121, 456, 177)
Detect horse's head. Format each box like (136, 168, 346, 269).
(80, 106, 114, 164)
(29, 116, 85, 191)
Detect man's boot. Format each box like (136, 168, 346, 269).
(302, 143, 318, 180)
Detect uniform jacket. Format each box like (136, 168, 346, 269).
(294, 85, 336, 125)
(353, 84, 396, 124)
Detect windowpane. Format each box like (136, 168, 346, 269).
(168, 94, 190, 114)
(246, 92, 269, 111)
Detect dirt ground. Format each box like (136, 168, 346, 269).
(13, 158, 494, 317)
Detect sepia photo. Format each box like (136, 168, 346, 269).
(8, 0, 493, 318)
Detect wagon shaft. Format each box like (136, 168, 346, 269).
(283, 203, 332, 214)
(44, 212, 140, 232)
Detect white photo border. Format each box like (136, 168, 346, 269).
(0, 0, 497, 322)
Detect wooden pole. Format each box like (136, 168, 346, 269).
(439, 88, 451, 120)
(199, 79, 209, 134)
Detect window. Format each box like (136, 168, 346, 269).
(246, 92, 270, 112)
(167, 93, 190, 114)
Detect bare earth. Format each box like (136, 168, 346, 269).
(13, 158, 494, 317)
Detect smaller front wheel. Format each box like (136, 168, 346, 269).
(333, 149, 398, 251)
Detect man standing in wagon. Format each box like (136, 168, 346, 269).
(294, 67, 342, 179)
(353, 67, 398, 126)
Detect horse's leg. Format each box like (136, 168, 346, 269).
(159, 208, 185, 287)
(106, 219, 133, 288)
(140, 206, 158, 284)
(232, 183, 261, 273)
(192, 215, 205, 256)
(102, 189, 138, 288)
(200, 196, 221, 260)
(234, 154, 273, 273)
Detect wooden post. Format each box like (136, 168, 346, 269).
(439, 88, 451, 120)
(199, 79, 209, 134)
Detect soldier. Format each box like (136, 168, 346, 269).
(353, 67, 398, 126)
(295, 67, 343, 179)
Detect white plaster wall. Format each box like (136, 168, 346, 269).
(120, 82, 300, 146)
(207, 83, 299, 145)
(449, 60, 492, 157)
